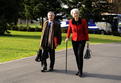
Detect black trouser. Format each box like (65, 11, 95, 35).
(72, 40, 86, 74)
(42, 47, 55, 69)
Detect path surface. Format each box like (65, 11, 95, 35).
(0, 43, 121, 83)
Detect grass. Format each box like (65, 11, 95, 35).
(0, 30, 121, 63)
(89, 34, 121, 44)
(18, 23, 41, 28)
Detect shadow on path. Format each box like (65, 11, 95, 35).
(52, 69, 121, 80)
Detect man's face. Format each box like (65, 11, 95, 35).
(48, 13, 55, 22)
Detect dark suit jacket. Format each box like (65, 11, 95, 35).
(40, 20, 62, 49)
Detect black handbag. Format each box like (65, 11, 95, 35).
(35, 49, 42, 62)
(84, 48, 92, 59)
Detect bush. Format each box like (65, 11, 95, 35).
(106, 31, 112, 35)
(0, 25, 6, 35)
(35, 26, 42, 31)
(95, 30, 101, 34)
(0, 21, 8, 35)
(11, 25, 18, 30)
(101, 30, 107, 35)
(26, 27, 35, 31)
(61, 27, 68, 33)
(18, 26, 26, 31)
(112, 31, 120, 36)
(88, 30, 94, 34)
(8, 25, 42, 32)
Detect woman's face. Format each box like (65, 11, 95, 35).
(72, 11, 79, 18)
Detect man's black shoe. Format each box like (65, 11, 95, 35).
(41, 67, 47, 72)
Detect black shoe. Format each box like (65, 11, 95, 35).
(75, 71, 79, 75)
(41, 67, 47, 72)
(49, 68, 54, 72)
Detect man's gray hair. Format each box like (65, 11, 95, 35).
(70, 8, 80, 16)
(47, 11, 55, 16)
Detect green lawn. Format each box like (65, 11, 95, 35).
(0, 30, 121, 63)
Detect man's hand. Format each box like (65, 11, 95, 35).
(56, 44, 58, 46)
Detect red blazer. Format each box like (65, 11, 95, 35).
(66, 18, 89, 41)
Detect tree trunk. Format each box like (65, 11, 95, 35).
(26, 18, 29, 27)
(14, 18, 18, 25)
(42, 16, 43, 27)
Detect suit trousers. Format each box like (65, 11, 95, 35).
(43, 47, 55, 69)
(72, 40, 86, 74)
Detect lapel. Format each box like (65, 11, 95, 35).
(48, 20, 56, 29)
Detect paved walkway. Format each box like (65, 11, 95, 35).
(0, 43, 121, 83)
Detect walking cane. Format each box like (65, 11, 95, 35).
(66, 42, 67, 73)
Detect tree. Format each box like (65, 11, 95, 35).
(33, 0, 63, 27)
(0, 0, 21, 35)
(79, 0, 114, 25)
(45, 0, 63, 21)
(32, 0, 47, 27)
(60, 0, 82, 18)
(14, 0, 23, 25)
(62, 0, 101, 24)
(19, 0, 63, 27)
(19, 0, 36, 27)
(62, 0, 113, 27)
(24, 0, 33, 27)
(111, 0, 121, 14)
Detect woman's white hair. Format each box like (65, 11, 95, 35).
(70, 8, 80, 16)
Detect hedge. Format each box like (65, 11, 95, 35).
(8, 25, 42, 32)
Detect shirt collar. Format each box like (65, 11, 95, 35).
(48, 21, 53, 24)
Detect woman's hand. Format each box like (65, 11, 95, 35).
(87, 42, 89, 48)
(65, 38, 69, 44)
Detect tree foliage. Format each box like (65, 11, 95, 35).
(0, 0, 115, 35)
(111, 0, 121, 14)
(62, 0, 113, 27)
(0, 0, 22, 35)
(19, 0, 63, 27)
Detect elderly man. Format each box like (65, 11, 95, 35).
(40, 11, 62, 72)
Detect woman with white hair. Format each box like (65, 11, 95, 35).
(65, 8, 89, 77)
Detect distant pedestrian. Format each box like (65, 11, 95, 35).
(40, 11, 62, 72)
(65, 8, 89, 77)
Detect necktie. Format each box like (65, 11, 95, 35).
(47, 22, 51, 39)
(48, 22, 51, 29)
